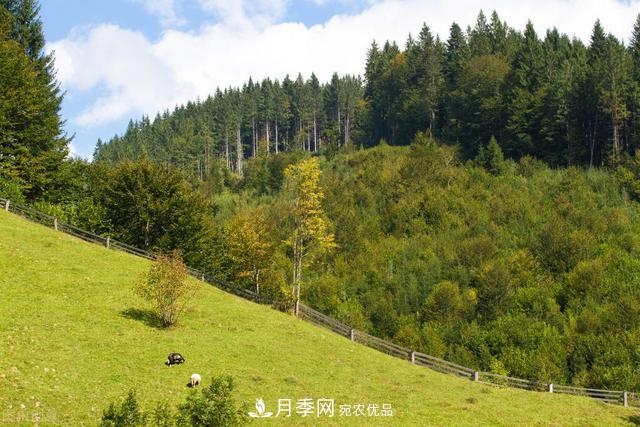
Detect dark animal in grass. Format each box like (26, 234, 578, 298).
(166, 353, 185, 367)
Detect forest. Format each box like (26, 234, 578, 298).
(94, 10, 639, 171)
(4, 1, 640, 391)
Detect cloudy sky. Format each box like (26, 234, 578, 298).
(42, 0, 640, 158)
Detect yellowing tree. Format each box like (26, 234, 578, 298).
(284, 158, 335, 312)
(135, 251, 197, 328)
(225, 209, 272, 300)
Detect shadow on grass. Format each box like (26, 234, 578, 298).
(628, 415, 640, 425)
(120, 308, 164, 329)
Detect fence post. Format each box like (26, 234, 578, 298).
(5, 200, 9, 211)
(106, 237, 111, 249)
(350, 329, 355, 342)
(549, 384, 554, 393)
(410, 351, 416, 364)
(201, 274, 205, 281)
(474, 371, 479, 382)
(54, 217, 58, 231)
(624, 391, 628, 407)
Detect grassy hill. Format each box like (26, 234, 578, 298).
(0, 209, 637, 426)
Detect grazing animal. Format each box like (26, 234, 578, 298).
(167, 353, 185, 367)
(190, 373, 201, 387)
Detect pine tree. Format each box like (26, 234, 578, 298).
(273, 79, 290, 153)
(444, 23, 468, 88)
(585, 21, 613, 166)
(628, 14, 640, 153)
(468, 11, 492, 57)
(308, 73, 323, 151)
(505, 21, 544, 158)
(0, 0, 67, 199)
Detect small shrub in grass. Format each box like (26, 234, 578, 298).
(175, 375, 248, 427)
(151, 401, 176, 427)
(99, 390, 146, 427)
(100, 375, 247, 427)
(135, 251, 198, 328)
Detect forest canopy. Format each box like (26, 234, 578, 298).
(94, 11, 640, 172)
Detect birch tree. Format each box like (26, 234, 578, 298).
(284, 158, 335, 311)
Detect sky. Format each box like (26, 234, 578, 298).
(41, 0, 640, 159)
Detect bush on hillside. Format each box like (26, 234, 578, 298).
(135, 251, 197, 328)
(100, 375, 248, 427)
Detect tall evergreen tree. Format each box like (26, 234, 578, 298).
(505, 21, 544, 158)
(468, 11, 492, 57)
(0, 2, 67, 198)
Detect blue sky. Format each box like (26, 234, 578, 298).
(41, 0, 375, 158)
(41, 0, 640, 159)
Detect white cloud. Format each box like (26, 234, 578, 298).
(49, 0, 640, 128)
(198, 0, 289, 29)
(133, 0, 185, 27)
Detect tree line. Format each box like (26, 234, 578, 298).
(95, 11, 640, 174)
(93, 73, 362, 177)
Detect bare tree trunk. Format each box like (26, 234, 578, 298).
(338, 108, 341, 147)
(252, 118, 256, 158)
(345, 112, 351, 145)
(613, 115, 620, 161)
(430, 110, 435, 135)
(292, 239, 303, 305)
(589, 118, 597, 168)
(144, 219, 150, 249)
(225, 132, 230, 169)
(236, 125, 243, 175)
(254, 267, 260, 302)
(204, 140, 209, 177)
(299, 120, 303, 150)
(266, 120, 270, 154)
(313, 111, 317, 152)
(275, 118, 279, 154)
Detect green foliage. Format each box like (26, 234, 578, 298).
(175, 375, 248, 427)
(99, 376, 247, 427)
(0, 175, 25, 202)
(476, 136, 507, 175)
(616, 153, 640, 201)
(135, 252, 197, 328)
(90, 159, 217, 270)
(0, 1, 67, 199)
(100, 390, 147, 427)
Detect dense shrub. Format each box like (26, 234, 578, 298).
(135, 252, 197, 328)
(100, 375, 247, 427)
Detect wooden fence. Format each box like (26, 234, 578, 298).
(1, 197, 637, 408)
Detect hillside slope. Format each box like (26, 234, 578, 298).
(0, 210, 636, 426)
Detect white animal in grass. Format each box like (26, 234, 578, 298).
(190, 373, 201, 387)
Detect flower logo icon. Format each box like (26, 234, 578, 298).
(248, 398, 273, 418)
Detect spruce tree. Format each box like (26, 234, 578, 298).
(0, 2, 67, 198)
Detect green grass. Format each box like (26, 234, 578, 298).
(0, 209, 637, 426)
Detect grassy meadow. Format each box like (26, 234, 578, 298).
(0, 209, 637, 426)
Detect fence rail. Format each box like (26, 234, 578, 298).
(1, 197, 636, 408)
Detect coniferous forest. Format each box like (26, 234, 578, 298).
(95, 11, 639, 171)
(6, 2, 640, 392)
